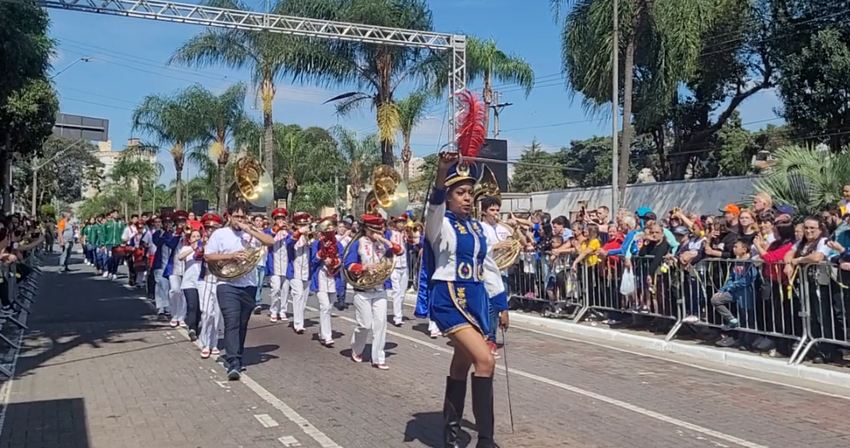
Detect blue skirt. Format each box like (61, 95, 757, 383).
(429, 281, 490, 336)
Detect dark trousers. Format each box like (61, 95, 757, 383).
(183, 288, 201, 333)
(127, 256, 136, 285)
(217, 284, 257, 370)
(487, 276, 509, 343)
(105, 245, 118, 275)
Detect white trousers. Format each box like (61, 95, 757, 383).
(390, 268, 409, 322)
(154, 269, 169, 310)
(198, 281, 221, 350)
(169, 275, 186, 322)
(290, 279, 310, 330)
(350, 291, 388, 364)
(268, 275, 291, 317)
(315, 291, 333, 341)
(428, 320, 440, 334)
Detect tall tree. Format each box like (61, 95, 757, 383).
(169, 0, 296, 188)
(111, 148, 161, 215)
(466, 36, 535, 137)
(331, 126, 381, 215)
(183, 83, 248, 212)
(131, 89, 203, 210)
(298, 0, 437, 165)
(395, 90, 432, 182)
(510, 139, 568, 193)
(0, 2, 53, 104)
(552, 0, 717, 201)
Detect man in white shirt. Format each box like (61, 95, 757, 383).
(479, 196, 513, 358)
(204, 201, 275, 380)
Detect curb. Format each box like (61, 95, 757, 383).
(402, 292, 850, 390)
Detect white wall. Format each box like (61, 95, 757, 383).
(501, 175, 760, 217)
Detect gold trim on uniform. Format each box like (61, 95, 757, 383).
(457, 262, 473, 280)
(444, 282, 481, 335)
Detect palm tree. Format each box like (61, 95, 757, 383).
(395, 90, 432, 182)
(331, 126, 381, 215)
(168, 0, 296, 188)
(551, 0, 715, 204)
(755, 145, 850, 221)
(466, 36, 535, 137)
(112, 148, 162, 215)
(183, 83, 248, 212)
(299, 0, 437, 166)
(131, 90, 203, 210)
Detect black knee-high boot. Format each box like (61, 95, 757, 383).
(443, 376, 467, 448)
(471, 375, 496, 448)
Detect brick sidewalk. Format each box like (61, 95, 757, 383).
(0, 255, 325, 448)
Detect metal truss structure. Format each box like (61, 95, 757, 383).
(4, 0, 467, 142)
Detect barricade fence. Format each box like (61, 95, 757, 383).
(504, 252, 850, 365)
(0, 249, 42, 377)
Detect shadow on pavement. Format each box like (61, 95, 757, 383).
(404, 411, 473, 448)
(0, 397, 90, 448)
(11, 255, 162, 380)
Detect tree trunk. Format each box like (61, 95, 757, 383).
(401, 138, 412, 182)
(218, 161, 228, 213)
(482, 73, 493, 137)
(2, 136, 11, 213)
(137, 188, 143, 215)
(262, 78, 275, 188)
(617, 37, 636, 206)
(175, 168, 183, 210)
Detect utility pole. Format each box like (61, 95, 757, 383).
(490, 91, 513, 139)
(611, 0, 620, 212)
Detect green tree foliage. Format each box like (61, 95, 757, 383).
(772, 0, 850, 151)
(510, 139, 569, 193)
(14, 136, 104, 213)
(0, 2, 53, 104)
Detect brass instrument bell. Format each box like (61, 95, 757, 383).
(229, 156, 274, 208)
(371, 165, 409, 217)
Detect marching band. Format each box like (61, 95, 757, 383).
(72, 89, 507, 448)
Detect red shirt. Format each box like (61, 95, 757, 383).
(188, 219, 203, 231)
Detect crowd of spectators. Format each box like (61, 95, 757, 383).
(498, 190, 850, 365)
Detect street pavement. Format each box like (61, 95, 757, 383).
(4, 252, 850, 448)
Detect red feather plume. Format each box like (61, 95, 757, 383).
(455, 90, 486, 159)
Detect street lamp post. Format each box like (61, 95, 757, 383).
(50, 56, 93, 79)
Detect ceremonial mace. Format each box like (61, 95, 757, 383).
(501, 327, 515, 434)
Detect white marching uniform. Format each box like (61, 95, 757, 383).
(313, 255, 338, 343)
(387, 229, 409, 325)
(288, 232, 311, 331)
(198, 270, 222, 351)
(347, 238, 390, 365)
(154, 235, 171, 312)
(169, 239, 186, 323)
(268, 230, 291, 319)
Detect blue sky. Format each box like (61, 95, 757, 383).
(47, 0, 783, 183)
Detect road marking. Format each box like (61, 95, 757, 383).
(279, 435, 301, 446)
(165, 321, 343, 448)
(320, 307, 769, 448)
(254, 413, 279, 428)
(394, 298, 850, 401)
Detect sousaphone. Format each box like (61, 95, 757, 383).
(342, 165, 409, 289)
(207, 155, 273, 280)
(473, 165, 521, 270)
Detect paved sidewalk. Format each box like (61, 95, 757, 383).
(0, 255, 324, 448)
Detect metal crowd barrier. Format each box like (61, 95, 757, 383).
(504, 254, 850, 365)
(0, 249, 44, 377)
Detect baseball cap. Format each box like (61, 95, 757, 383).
(775, 204, 795, 216)
(643, 212, 657, 221)
(672, 226, 690, 236)
(720, 204, 741, 215)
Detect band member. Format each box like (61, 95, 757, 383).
(414, 231, 442, 339)
(179, 228, 204, 342)
(267, 208, 290, 323)
(198, 213, 224, 358)
(127, 221, 147, 289)
(166, 210, 190, 328)
(143, 216, 158, 299)
(204, 201, 275, 380)
(344, 214, 404, 370)
(253, 214, 270, 314)
(152, 213, 176, 317)
(310, 215, 344, 347)
(427, 152, 509, 448)
(385, 215, 409, 327)
(122, 214, 140, 286)
(286, 212, 312, 334)
(479, 196, 512, 358)
(334, 221, 353, 310)
(102, 210, 122, 280)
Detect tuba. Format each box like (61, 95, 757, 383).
(206, 155, 273, 280)
(341, 165, 409, 289)
(473, 165, 521, 271)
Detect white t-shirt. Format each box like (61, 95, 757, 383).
(121, 225, 137, 243)
(142, 230, 156, 256)
(180, 246, 202, 289)
(482, 221, 512, 275)
(205, 227, 261, 287)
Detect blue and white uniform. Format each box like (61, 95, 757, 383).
(310, 235, 344, 344)
(423, 164, 508, 337)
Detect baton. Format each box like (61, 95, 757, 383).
(500, 326, 515, 434)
